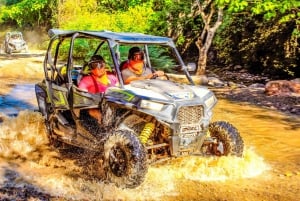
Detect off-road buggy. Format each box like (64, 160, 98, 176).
(3, 32, 28, 54)
(35, 29, 244, 188)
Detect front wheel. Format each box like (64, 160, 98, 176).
(208, 121, 244, 157)
(104, 130, 147, 188)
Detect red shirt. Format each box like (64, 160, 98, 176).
(78, 74, 118, 94)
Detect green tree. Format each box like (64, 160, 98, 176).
(57, 0, 154, 33)
(96, 0, 148, 11)
(1, 0, 298, 78)
(200, 0, 299, 76)
(214, 0, 299, 77)
(149, 0, 299, 76)
(0, 0, 53, 27)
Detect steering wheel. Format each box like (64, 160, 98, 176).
(150, 73, 158, 79)
(150, 73, 169, 80)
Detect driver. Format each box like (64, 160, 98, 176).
(121, 46, 165, 84)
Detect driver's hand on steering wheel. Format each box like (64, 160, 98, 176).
(149, 71, 164, 79)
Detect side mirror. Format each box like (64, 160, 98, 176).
(186, 63, 196, 72)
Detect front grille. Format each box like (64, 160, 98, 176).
(177, 105, 203, 124)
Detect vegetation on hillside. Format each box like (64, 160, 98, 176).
(0, 0, 299, 79)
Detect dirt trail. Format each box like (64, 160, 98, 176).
(0, 52, 44, 95)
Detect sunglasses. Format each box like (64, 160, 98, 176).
(89, 60, 105, 69)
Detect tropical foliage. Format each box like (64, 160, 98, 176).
(0, 0, 299, 78)
(0, 0, 52, 27)
(214, 0, 299, 77)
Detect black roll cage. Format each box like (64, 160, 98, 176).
(44, 29, 195, 89)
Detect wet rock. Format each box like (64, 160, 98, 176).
(249, 83, 265, 88)
(233, 65, 243, 71)
(291, 107, 300, 114)
(228, 81, 237, 88)
(265, 80, 300, 96)
(207, 68, 300, 116)
(0, 169, 56, 200)
(292, 78, 300, 83)
(192, 75, 208, 85)
(207, 77, 225, 87)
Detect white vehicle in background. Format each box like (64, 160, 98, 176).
(4, 32, 28, 54)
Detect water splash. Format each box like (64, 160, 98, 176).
(0, 110, 47, 159)
(152, 148, 269, 182)
(0, 111, 270, 200)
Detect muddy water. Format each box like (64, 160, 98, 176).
(0, 84, 37, 116)
(214, 100, 300, 171)
(0, 88, 300, 200)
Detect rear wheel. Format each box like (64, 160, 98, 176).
(104, 130, 147, 188)
(208, 121, 244, 157)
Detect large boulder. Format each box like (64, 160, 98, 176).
(265, 80, 300, 96)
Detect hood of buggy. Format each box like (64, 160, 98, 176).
(105, 79, 216, 107)
(104, 79, 217, 123)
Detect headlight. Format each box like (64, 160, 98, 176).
(140, 100, 164, 111)
(204, 95, 217, 109)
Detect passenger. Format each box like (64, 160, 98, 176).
(79, 55, 118, 93)
(78, 55, 118, 123)
(121, 46, 165, 84)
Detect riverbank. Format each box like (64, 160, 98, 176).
(0, 52, 44, 95)
(207, 68, 300, 116)
(213, 87, 300, 116)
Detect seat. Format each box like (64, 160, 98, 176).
(119, 60, 128, 71)
(54, 65, 67, 85)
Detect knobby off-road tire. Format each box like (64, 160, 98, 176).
(104, 130, 147, 188)
(209, 121, 244, 157)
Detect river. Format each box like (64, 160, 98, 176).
(0, 83, 299, 200)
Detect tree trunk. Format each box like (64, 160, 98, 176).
(196, 27, 218, 75)
(196, 38, 207, 75)
(197, 55, 207, 75)
(194, 1, 223, 76)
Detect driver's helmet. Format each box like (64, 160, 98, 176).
(88, 55, 105, 67)
(88, 55, 106, 77)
